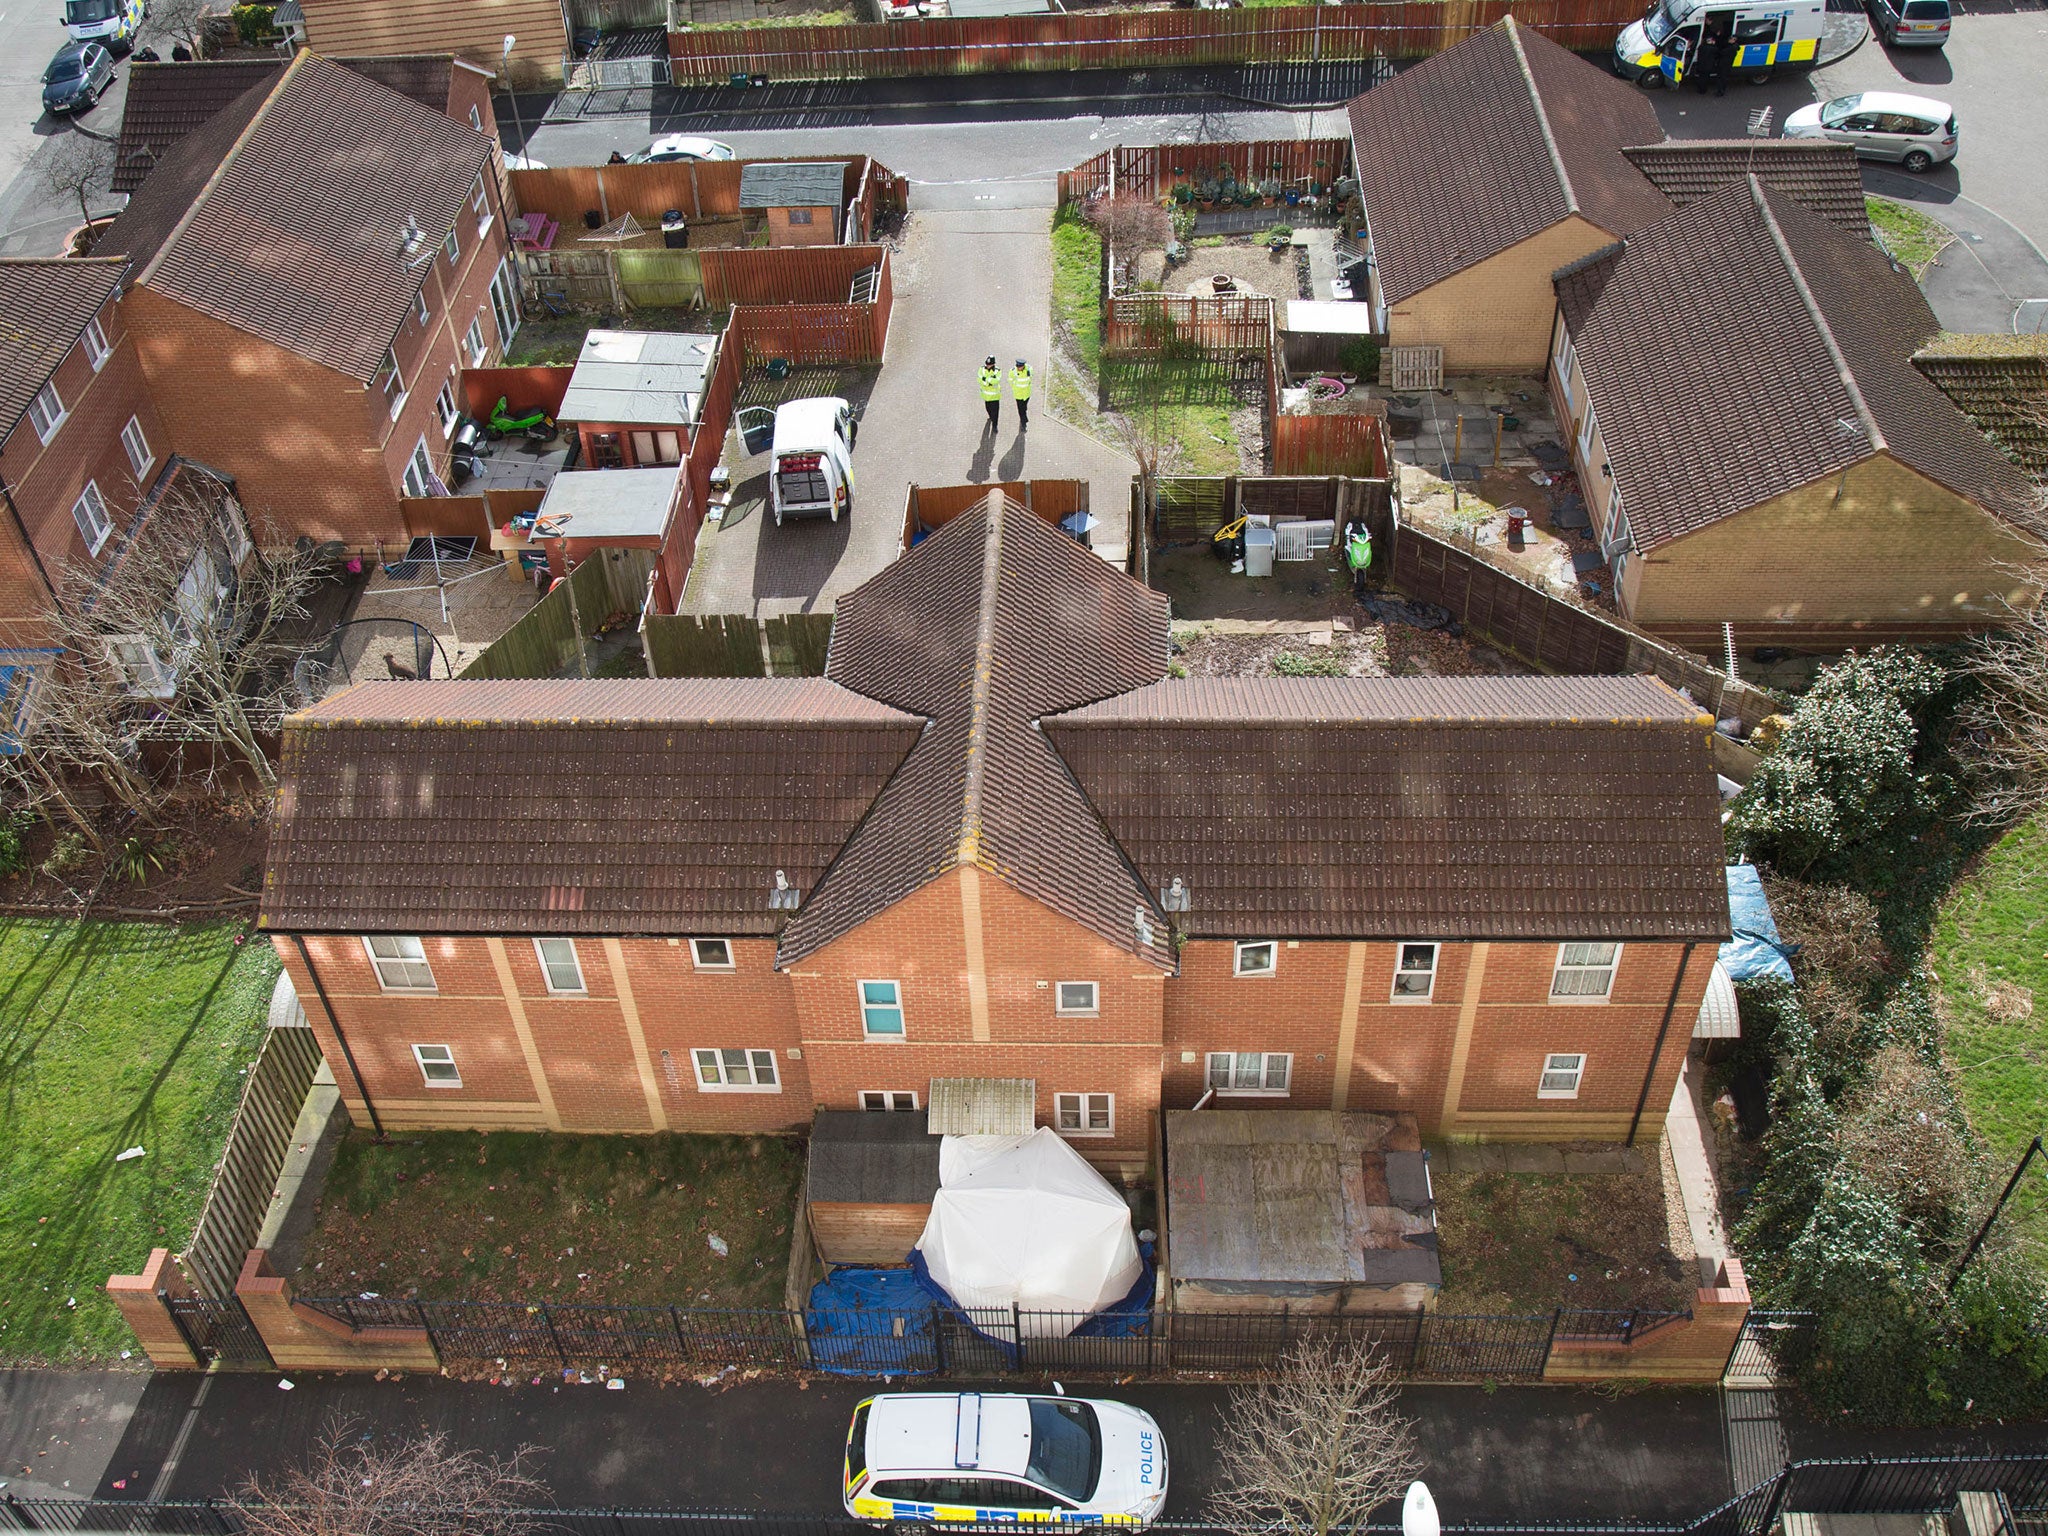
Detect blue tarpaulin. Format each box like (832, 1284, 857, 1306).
(1721, 864, 1794, 984)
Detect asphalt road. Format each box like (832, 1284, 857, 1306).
(0, 5, 135, 258)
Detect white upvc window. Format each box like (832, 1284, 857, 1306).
(1538, 1052, 1586, 1099)
(28, 380, 66, 443)
(465, 313, 489, 366)
(860, 1090, 918, 1112)
(415, 288, 431, 327)
(1207, 1051, 1292, 1096)
(120, 415, 155, 480)
(473, 172, 494, 238)
(534, 937, 585, 994)
(1551, 942, 1621, 1001)
(490, 256, 521, 343)
(468, 103, 484, 132)
(81, 315, 111, 370)
(860, 979, 904, 1037)
(1391, 942, 1439, 1002)
(690, 937, 735, 971)
(1055, 980, 1098, 1016)
(1233, 940, 1276, 977)
(435, 379, 460, 437)
(401, 436, 434, 498)
(365, 935, 436, 992)
(104, 634, 172, 697)
(443, 226, 461, 265)
(1055, 1091, 1114, 1137)
(376, 348, 407, 420)
(71, 480, 113, 554)
(1577, 401, 1598, 465)
(693, 1047, 781, 1092)
(412, 1043, 461, 1087)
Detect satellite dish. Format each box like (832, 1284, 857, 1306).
(1403, 1481, 1440, 1536)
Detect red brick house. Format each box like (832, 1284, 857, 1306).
(260, 497, 1730, 1166)
(99, 51, 518, 552)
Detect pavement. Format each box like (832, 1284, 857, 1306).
(0, 8, 138, 259)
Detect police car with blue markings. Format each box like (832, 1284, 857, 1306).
(1613, 0, 1825, 86)
(844, 1391, 1168, 1528)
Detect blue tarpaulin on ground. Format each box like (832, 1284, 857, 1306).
(1721, 863, 1794, 984)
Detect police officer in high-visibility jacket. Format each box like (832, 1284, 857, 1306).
(978, 356, 1002, 433)
(1010, 359, 1032, 430)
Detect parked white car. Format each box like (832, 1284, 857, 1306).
(1783, 91, 1957, 171)
(845, 1392, 1168, 1528)
(625, 134, 737, 164)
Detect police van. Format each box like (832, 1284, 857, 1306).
(844, 1392, 1168, 1528)
(1613, 0, 1824, 86)
(63, 0, 146, 53)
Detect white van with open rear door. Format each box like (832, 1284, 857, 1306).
(738, 398, 858, 526)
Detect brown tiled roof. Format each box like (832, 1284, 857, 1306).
(1345, 18, 1671, 307)
(334, 54, 456, 112)
(1913, 334, 2048, 479)
(1622, 140, 1870, 239)
(0, 258, 126, 441)
(1555, 178, 2039, 551)
(779, 493, 1175, 969)
(1043, 676, 1729, 942)
(259, 678, 923, 936)
(113, 61, 284, 194)
(99, 52, 495, 382)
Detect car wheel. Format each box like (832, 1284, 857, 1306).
(1636, 65, 1667, 86)
(1747, 66, 1773, 83)
(1902, 149, 1934, 172)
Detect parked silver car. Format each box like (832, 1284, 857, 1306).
(1783, 91, 1957, 172)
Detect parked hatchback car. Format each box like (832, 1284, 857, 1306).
(1783, 91, 1957, 171)
(625, 135, 736, 164)
(42, 40, 115, 115)
(1865, 0, 1950, 46)
(845, 1392, 1168, 1528)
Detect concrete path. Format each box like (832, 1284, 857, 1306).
(1862, 166, 2048, 336)
(682, 205, 1134, 616)
(1668, 1057, 1732, 1283)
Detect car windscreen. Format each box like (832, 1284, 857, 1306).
(1644, 0, 1688, 43)
(47, 54, 85, 79)
(1026, 1400, 1101, 1505)
(66, 0, 119, 19)
(847, 1404, 871, 1483)
(1819, 94, 1863, 126)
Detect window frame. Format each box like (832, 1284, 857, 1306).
(364, 935, 437, 993)
(81, 314, 111, 371)
(28, 380, 66, 443)
(787, 207, 814, 226)
(692, 1047, 782, 1093)
(401, 436, 434, 499)
(435, 378, 460, 438)
(376, 348, 407, 421)
(1233, 940, 1277, 977)
(1538, 1052, 1586, 1099)
(859, 978, 905, 1039)
(414, 287, 431, 327)
(71, 479, 113, 555)
(1206, 1051, 1293, 1097)
(473, 172, 494, 238)
(443, 226, 461, 266)
(1550, 942, 1622, 1003)
(533, 937, 586, 995)
(469, 103, 484, 132)
(1391, 941, 1439, 1003)
(1054, 980, 1099, 1017)
(690, 937, 736, 971)
(859, 1090, 919, 1112)
(465, 312, 490, 366)
(119, 414, 155, 481)
(1054, 1091, 1115, 1138)
(103, 633, 173, 698)
(412, 1043, 462, 1088)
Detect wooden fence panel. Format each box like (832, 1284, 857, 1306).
(1273, 414, 1389, 478)
(181, 1025, 324, 1300)
(642, 613, 768, 676)
(1106, 293, 1273, 356)
(458, 549, 653, 680)
(764, 613, 835, 675)
(703, 245, 890, 309)
(666, 0, 1647, 81)
(460, 365, 575, 421)
(1061, 139, 1351, 203)
(615, 248, 706, 308)
(1156, 476, 1233, 542)
(510, 158, 876, 230)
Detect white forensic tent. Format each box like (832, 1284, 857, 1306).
(915, 1127, 1144, 1337)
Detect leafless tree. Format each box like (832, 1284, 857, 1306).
(29, 132, 117, 239)
(143, 0, 216, 55)
(1959, 556, 2048, 824)
(1085, 194, 1172, 292)
(227, 1421, 546, 1536)
(1209, 1335, 1422, 1536)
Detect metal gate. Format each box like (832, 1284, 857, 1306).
(1723, 1309, 1815, 1386)
(164, 1294, 274, 1369)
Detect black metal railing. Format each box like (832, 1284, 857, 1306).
(1551, 1308, 1692, 1345)
(7, 1456, 2048, 1536)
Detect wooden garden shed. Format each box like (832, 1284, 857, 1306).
(806, 1110, 941, 1266)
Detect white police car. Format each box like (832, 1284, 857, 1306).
(844, 1391, 1168, 1527)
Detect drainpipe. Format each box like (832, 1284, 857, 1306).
(290, 933, 385, 1139)
(1627, 940, 1697, 1147)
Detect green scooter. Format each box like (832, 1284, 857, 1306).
(486, 396, 557, 443)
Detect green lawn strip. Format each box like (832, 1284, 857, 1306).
(1051, 205, 1103, 375)
(295, 1130, 803, 1310)
(0, 919, 276, 1363)
(1155, 400, 1240, 477)
(1867, 195, 1954, 281)
(1933, 808, 2048, 1270)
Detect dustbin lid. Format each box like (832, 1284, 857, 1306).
(662, 210, 686, 228)
(1245, 526, 1276, 546)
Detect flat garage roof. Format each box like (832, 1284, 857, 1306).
(534, 465, 679, 540)
(558, 329, 717, 428)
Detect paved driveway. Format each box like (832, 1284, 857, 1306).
(0, 10, 136, 259)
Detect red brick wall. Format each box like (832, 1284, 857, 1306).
(766, 206, 837, 247)
(445, 63, 497, 140)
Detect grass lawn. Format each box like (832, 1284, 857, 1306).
(1867, 195, 1954, 281)
(1430, 1162, 1693, 1316)
(294, 1131, 803, 1309)
(0, 919, 276, 1363)
(1933, 807, 2048, 1271)
(1051, 205, 1103, 374)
